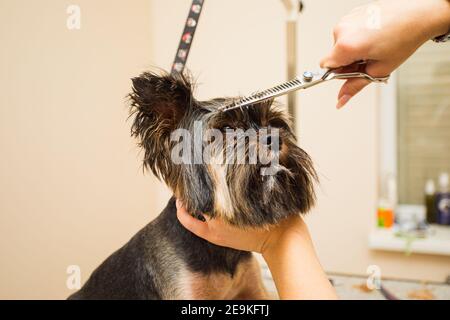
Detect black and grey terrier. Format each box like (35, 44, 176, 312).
(68, 71, 317, 300)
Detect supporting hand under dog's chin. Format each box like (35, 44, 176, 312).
(175, 199, 307, 256)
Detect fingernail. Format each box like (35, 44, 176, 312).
(176, 199, 182, 209)
(337, 94, 351, 109)
(197, 214, 206, 222)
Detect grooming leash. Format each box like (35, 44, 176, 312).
(171, 0, 205, 75)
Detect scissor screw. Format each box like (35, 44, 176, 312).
(303, 71, 313, 82)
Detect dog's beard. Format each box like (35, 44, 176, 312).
(173, 131, 316, 227)
(212, 143, 316, 228)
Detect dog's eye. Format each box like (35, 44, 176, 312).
(220, 125, 234, 132)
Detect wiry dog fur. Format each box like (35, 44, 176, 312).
(68, 71, 317, 300)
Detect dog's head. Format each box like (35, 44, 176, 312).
(129, 71, 317, 227)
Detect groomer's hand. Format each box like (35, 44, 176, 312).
(321, 0, 450, 108)
(176, 200, 338, 299)
(176, 199, 280, 253)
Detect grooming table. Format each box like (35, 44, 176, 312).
(260, 265, 450, 300)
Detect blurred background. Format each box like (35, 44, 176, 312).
(0, 0, 449, 299)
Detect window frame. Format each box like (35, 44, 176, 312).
(378, 72, 398, 199)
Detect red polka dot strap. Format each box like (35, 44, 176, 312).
(171, 0, 205, 75)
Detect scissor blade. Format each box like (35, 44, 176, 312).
(218, 76, 323, 112)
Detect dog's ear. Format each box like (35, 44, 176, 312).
(129, 71, 194, 179)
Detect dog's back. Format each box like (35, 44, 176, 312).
(69, 200, 182, 300)
(68, 222, 160, 299)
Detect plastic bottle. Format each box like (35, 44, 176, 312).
(424, 179, 436, 224)
(377, 199, 394, 228)
(377, 175, 396, 228)
(435, 173, 450, 225)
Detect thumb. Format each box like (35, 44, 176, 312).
(320, 43, 361, 69)
(320, 53, 356, 70)
(320, 41, 363, 69)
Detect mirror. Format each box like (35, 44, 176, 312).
(397, 42, 450, 205)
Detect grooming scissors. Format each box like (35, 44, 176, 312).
(218, 61, 390, 112)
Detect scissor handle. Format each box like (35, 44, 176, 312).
(322, 61, 390, 83)
(327, 71, 390, 83)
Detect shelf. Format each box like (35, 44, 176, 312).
(369, 225, 450, 256)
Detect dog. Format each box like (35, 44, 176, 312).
(68, 71, 317, 299)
